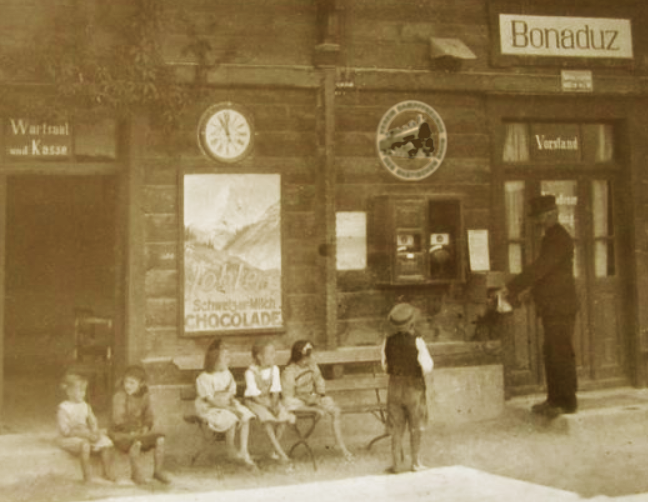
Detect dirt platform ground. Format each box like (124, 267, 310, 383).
(4, 388, 648, 502)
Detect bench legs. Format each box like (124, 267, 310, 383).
(367, 432, 390, 451)
(288, 413, 321, 471)
(184, 415, 225, 466)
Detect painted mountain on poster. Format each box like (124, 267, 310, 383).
(224, 202, 280, 271)
(184, 175, 279, 259)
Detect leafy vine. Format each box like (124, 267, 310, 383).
(0, 0, 191, 135)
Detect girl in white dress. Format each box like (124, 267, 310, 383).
(195, 339, 256, 467)
(244, 340, 295, 464)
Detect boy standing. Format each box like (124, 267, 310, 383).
(382, 303, 433, 474)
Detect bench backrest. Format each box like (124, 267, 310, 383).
(180, 372, 388, 402)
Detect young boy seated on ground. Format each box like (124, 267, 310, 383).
(56, 371, 116, 484)
(381, 303, 434, 474)
(109, 365, 171, 484)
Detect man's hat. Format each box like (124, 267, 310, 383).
(388, 303, 417, 327)
(528, 195, 557, 217)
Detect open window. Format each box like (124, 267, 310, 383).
(368, 195, 464, 285)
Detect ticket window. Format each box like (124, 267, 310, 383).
(368, 196, 464, 284)
(396, 232, 424, 280)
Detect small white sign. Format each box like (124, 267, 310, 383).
(500, 14, 633, 59)
(467, 229, 490, 272)
(336, 212, 367, 271)
(561, 70, 593, 92)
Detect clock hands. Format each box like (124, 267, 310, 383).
(201, 106, 251, 161)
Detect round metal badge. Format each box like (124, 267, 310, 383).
(376, 100, 447, 181)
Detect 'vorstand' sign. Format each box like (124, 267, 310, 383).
(376, 101, 447, 181)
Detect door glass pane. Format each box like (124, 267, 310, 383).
(592, 180, 615, 277)
(540, 181, 579, 277)
(582, 124, 614, 163)
(504, 181, 525, 273)
(508, 244, 523, 275)
(503, 123, 530, 163)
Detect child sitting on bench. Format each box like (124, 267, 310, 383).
(244, 339, 295, 465)
(195, 338, 256, 467)
(281, 340, 353, 460)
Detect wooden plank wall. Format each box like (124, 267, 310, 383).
(335, 89, 491, 347)
(140, 87, 321, 359)
(159, 0, 317, 66)
(344, 0, 489, 72)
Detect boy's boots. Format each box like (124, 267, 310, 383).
(153, 437, 171, 484)
(129, 441, 147, 485)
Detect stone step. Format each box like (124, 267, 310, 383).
(0, 433, 154, 485)
(0, 433, 78, 484)
(505, 387, 648, 439)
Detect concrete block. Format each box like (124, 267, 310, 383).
(429, 365, 505, 424)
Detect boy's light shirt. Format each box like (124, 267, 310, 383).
(416, 337, 434, 374)
(380, 335, 434, 374)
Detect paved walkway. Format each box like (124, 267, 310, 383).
(72, 467, 583, 502)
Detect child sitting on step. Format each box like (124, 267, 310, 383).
(56, 371, 116, 484)
(109, 365, 171, 484)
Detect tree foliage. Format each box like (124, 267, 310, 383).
(0, 0, 189, 133)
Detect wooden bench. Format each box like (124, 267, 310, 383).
(175, 352, 390, 469)
(286, 372, 389, 470)
(179, 385, 229, 466)
(321, 373, 390, 449)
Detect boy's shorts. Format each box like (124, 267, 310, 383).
(57, 432, 113, 455)
(387, 375, 428, 432)
(109, 431, 165, 453)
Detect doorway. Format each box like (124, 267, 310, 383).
(3, 175, 118, 433)
(499, 120, 633, 396)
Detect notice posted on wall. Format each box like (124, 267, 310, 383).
(467, 229, 490, 272)
(183, 174, 282, 334)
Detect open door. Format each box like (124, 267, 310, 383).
(2, 175, 119, 432)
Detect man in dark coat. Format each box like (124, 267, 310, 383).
(502, 195, 579, 418)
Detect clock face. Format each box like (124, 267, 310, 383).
(198, 104, 254, 163)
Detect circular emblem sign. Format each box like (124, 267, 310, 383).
(376, 100, 447, 181)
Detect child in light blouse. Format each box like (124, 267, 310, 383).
(56, 371, 116, 483)
(195, 338, 256, 467)
(244, 340, 295, 464)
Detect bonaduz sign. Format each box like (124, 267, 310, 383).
(376, 101, 447, 181)
(499, 14, 633, 59)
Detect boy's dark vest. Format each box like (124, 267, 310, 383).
(385, 332, 423, 378)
